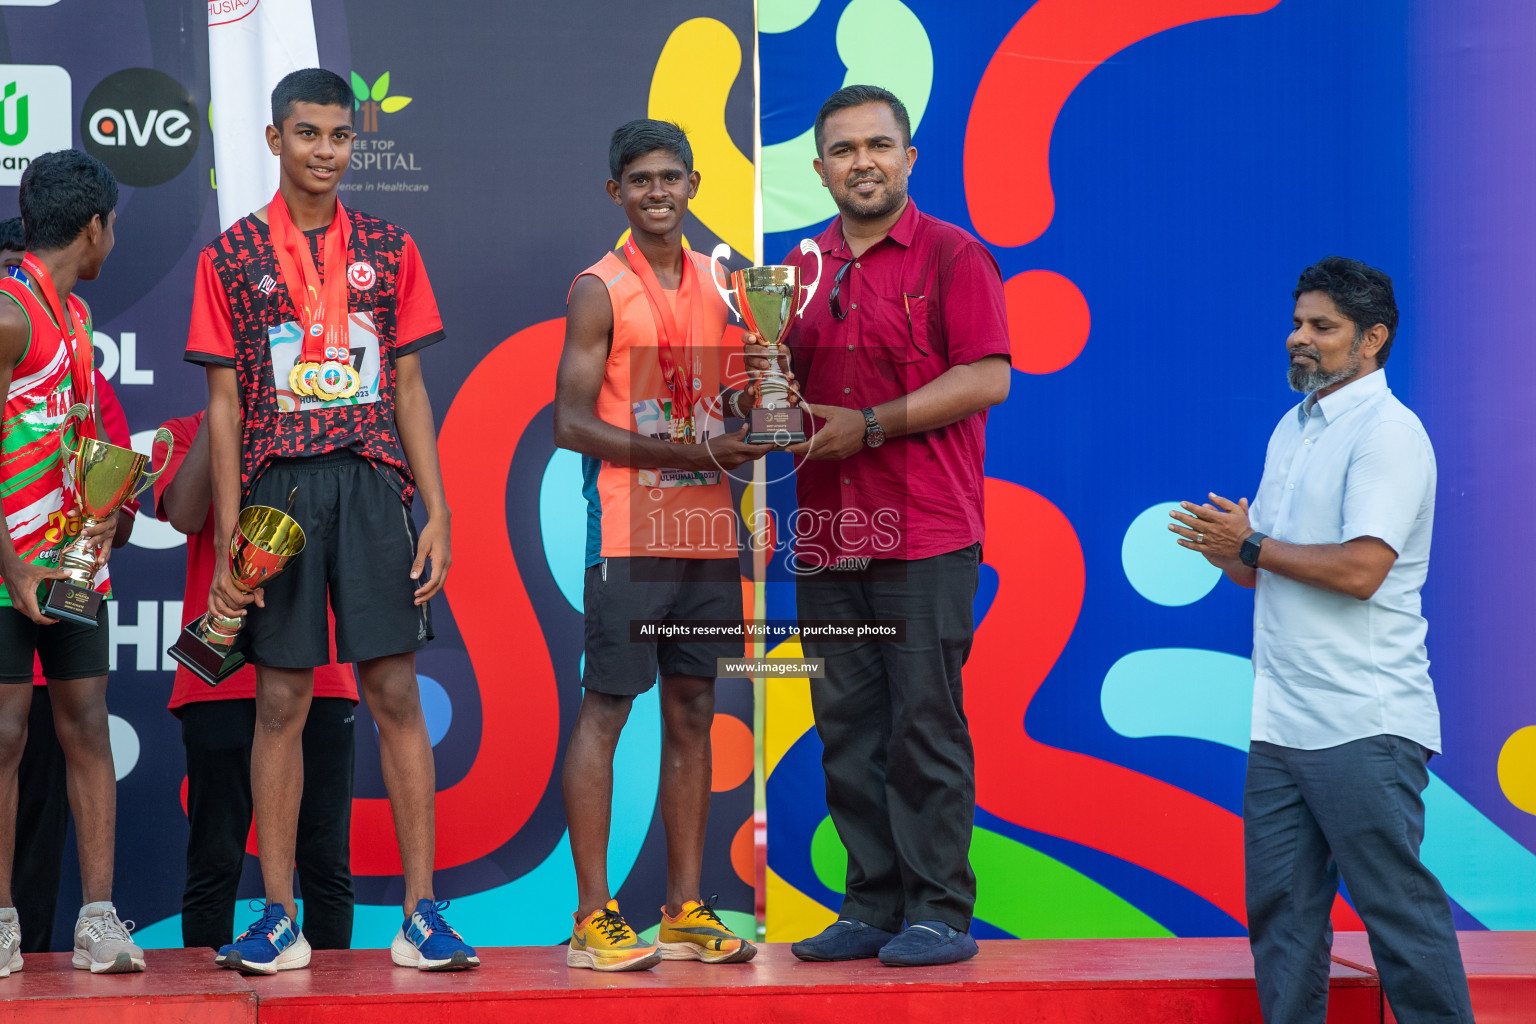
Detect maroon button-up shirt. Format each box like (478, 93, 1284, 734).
(782, 200, 1010, 564)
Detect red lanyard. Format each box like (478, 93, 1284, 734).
(19, 254, 96, 439)
(267, 191, 352, 364)
(623, 239, 704, 435)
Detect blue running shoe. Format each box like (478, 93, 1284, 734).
(215, 902, 310, 975)
(392, 899, 479, 970)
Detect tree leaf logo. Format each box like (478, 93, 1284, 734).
(351, 72, 412, 133)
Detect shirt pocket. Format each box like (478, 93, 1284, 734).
(901, 293, 932, 361)
(888, 292, 947, 394)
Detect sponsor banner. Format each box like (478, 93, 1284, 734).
(0, 65, 71, 187)
(82, 68, 201, 187)
(339, 69, 425, 197)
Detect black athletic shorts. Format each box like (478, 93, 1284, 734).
(581, 556, 743, 695)
(0, 601, 109, 683)
(244, 450, 433, 669)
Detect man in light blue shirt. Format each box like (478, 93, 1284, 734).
(1170, 257, 1473, 1024)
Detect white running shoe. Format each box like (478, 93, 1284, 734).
(0, 907, 20, 978)
(72, 903, 146, 973)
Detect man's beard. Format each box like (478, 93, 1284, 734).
(1288, 346, 1360, 393)
(839, 175, 907, 219)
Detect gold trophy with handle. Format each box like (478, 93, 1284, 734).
(41, 404, 173, 626)
(709, 241, 823, 445)
(167, 499, 305, 686)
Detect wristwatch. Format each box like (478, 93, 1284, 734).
(1240, 531, 1267, 568)
(861, 407, 886, 448)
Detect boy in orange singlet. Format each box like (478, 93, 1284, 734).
(553, 120, 768, 971)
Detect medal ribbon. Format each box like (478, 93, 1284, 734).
(19, 253, 96, 440)
(623, 238, 705, 433)
(267, 191, 352, 365)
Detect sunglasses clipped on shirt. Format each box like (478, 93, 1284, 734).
(828, 260, 853, 321)
(827, 258, 926, 343)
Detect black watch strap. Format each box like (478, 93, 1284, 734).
(1240, 532, 1267, 568)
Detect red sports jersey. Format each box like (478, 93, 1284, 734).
(153, 410, 358, 712)
(1, 279, 98, 609)
(183, 208, 444, 503)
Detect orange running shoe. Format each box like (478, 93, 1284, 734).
(657, 897, 757, 964)
(567, 900, 662, 972)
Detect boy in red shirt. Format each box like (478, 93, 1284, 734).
(184, 69, 474, 973)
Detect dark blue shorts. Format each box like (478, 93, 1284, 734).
(581, 556, 743, 695)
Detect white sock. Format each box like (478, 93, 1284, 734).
(79, 901, 114, 918)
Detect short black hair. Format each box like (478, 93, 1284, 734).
(813, 84, 912, 157)
(271, 68, 353, 128)
(1293, 256, 1399, 366)
(0, 217, 23, 253)
(608, 120, 692, 181)
(18, 151, 118, 252)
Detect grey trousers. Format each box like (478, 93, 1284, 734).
(798, 544, 980, 933)
(1244, 735, 1474, 1024)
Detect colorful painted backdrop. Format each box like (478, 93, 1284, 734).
(3, 0, 1534, 952)
(760, 0, 1536, 941)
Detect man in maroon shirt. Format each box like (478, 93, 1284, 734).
(772, 85, 1011, 967)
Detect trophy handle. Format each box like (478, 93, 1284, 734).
(707, 243, 743, 323)
(795, 238, 824, 317)
(129, 427, 176, 500)
(60, 403, 91, 461)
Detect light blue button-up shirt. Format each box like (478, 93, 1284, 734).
(1248, 369, 1441, 752)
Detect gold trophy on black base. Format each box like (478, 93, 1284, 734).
(41, 404, 173, 626)
(167, 500, 305, 686)
(710, 241, 822, 446)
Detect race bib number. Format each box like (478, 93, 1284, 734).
(634, 394, 725, 488)
(269, 312, 382, 413)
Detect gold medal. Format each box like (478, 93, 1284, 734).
(338, 364, 362, 399)
(671, 414, 694, 444)
(298, 362, 321, 396)
(314, 361, 348, 397)
(290, 362, 317, 397)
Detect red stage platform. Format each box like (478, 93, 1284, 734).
(2, 934, 1530, 1023)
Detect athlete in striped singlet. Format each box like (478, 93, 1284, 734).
(0, 150, 144, 975)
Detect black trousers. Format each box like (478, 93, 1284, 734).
(14, 687, 69, 953)
(181, 697, 356, 950)
(797, 544, 980, 933)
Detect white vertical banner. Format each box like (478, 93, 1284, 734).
(208, 0, 320, 229)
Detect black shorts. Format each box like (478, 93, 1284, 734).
(244, 450, 433, 669)
(0, 601, 109, 683)
(581, 556, 743, 695)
